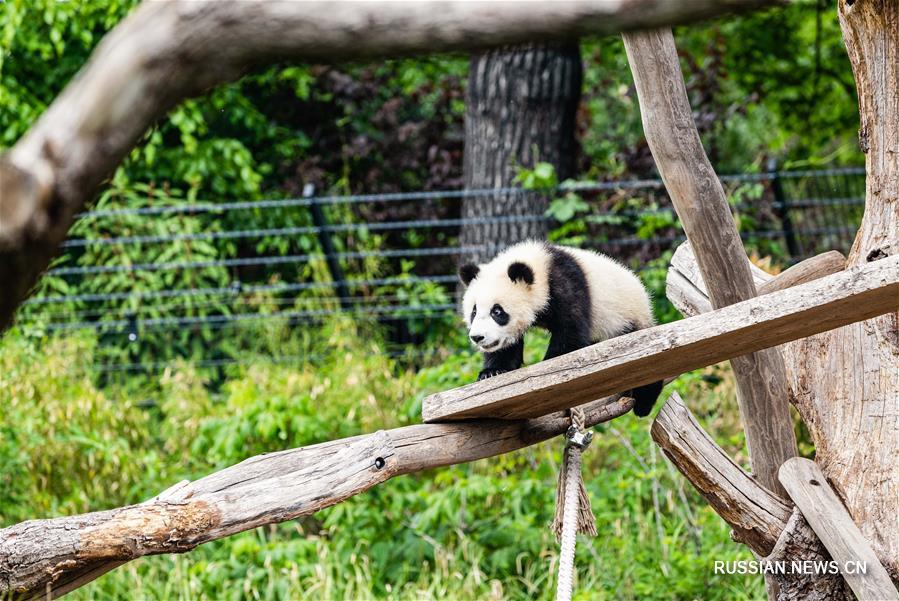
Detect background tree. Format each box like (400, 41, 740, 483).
(459, 43, 582, 263)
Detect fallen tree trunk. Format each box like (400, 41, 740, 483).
(0, 395, 634, 599)
(423, 253, 899, 421)
(0, 0, 780, 332)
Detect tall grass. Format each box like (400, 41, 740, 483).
(0, 321, 764, 600)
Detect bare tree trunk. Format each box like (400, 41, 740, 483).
(778, 0, 899, 580)
(459, 43, 582, 263)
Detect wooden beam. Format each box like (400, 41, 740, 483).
(652, 394, 854, 600)
(422, 253, 899, 421)
(622, 28, 797, 497)
(779, 458, 899, 601)
(667, 243, 846, 318)
(0, 394, 633, 599)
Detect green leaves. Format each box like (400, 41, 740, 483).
(546, 191, 589, 222)
(514, 162, 558, 192)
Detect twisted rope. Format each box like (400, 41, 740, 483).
(552, 407, 597, 601)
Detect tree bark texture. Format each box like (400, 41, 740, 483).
(666, 243, 899, 589)
(777, 0, 899, 580)
(459, 43, 582, 263)
(622, 28, 797, 498)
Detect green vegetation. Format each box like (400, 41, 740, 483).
(0, 0, 857, 598)
(1, 323, 763, 600)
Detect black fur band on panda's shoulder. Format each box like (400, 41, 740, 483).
(536, 246, 593, 360)
(507, 262, 534, 285)
(459, 263, 480, 286)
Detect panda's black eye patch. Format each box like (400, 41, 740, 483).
(490, 304, 509, 326)
(471, 306, 477, 321)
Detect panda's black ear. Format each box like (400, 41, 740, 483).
(508, 262, 534, 285)
(459, 263, 480, 286)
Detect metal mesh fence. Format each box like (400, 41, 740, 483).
(14, 166, 866, 375)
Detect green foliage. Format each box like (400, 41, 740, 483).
(515, 162, 559, 192)
(546, 191, 591, 223)
(0, 326, 765, 600)
(0, 2, 856, 598)
(0, 0, 140, 147)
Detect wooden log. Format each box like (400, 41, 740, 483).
(651, 392, 790, 554)
(0, 0, 781, 333)
(779, 458, 899, 601)
(621, 27, 797, 498)
(667, 243, 846, 318)
(423, 253, 899, 422)
(0, 395, 633, 599)
(651, 394, 854, 600)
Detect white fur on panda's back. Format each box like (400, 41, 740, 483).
(462, 240, 652, 343)
(561, 246, 654, 341)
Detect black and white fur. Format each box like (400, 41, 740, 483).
(459, 240, 663, 417)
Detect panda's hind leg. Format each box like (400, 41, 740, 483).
(630, 380, 664, 417)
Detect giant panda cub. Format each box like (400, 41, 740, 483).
(459, 240, 663, 417)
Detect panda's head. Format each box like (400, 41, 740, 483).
(458, 242, 551, 353)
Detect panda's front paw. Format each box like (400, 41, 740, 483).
(477, 369, 508, 381)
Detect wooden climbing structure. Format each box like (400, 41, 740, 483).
(0, 2, 897, 600)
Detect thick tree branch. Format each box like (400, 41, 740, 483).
(0, 395, 634, 599)
(651, 393, 790, 554)
(0, 0, 781, 331)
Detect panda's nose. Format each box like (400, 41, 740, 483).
(470, 334, 484, 344)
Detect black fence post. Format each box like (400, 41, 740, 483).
(768, 158, 803, 260)
(305, 184, 351, 310)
